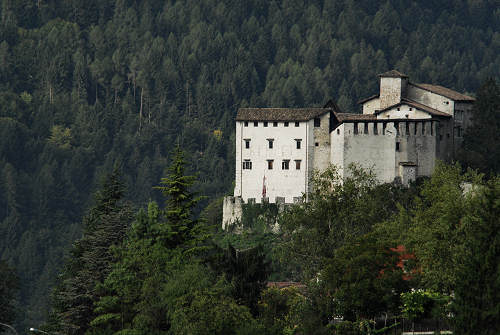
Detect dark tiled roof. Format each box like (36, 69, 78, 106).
(236, 108, 329, 121)
(357, 94, 379, 104)
(411, 83, 475, 102)
(378, 70, 408, 78)
(374, 98, 452, 118)
(334, 112, 377, 122)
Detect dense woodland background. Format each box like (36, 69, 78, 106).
(0, 0, 499, 331)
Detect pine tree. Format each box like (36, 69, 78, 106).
(461, 78, 500, 175)
(49, 169, 133, 335)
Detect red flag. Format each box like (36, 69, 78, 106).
(262, 175, 266, 198)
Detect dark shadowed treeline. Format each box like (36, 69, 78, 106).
(0, 0, 498, 328)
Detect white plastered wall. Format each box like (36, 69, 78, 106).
(332, 122, 397, 183)
(377, 105, 432, 119)
(407, 85, 455, 115)
(235, 120, 310, 203)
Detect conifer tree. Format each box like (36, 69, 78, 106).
(49, 169, 133, 335)
(461, 78, 500, 175)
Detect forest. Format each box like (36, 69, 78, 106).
(0, 0, 499, 334)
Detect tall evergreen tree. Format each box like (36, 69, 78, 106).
(461, 78, 500, 175)
(49, 169, 133, 335)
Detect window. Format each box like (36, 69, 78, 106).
(314, 118, 321, 127)
(373, 123, 378, 135)
(295, 139, 302, 149)
(295, 121, 300, 127)
(273, 121, 278, 127)
(354, 123, 358, 135)
(337, 129, 340, 135)
(244, 121, 248, 127)
(315, 142, 319, 146)
(295, 160, 301, 170)
(284, 122, 289, 127)
(455, 110, 463, 121)
(254, 121, 258, 127)
(267, 160, 274, 170)
(397, 107, 400, 111)
(244, 139, 250, 149)
(364, 123, 368, 134)
(409, 108, 413, 111)
(282, 160, 290, 170)
(396, 142, 400, 151)
(264, 121, 268, 127)
(243, 160, 252, 169)
(267, 139, 274, 149)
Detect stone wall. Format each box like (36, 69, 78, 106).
(222, 196, 243, 230)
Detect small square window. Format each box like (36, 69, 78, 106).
(254, 121, 258, 127)
(314, 118, 321, 127)
(267, 139, 274, 149)
(295, 121, 300, 127)
(295, 160, 301, 170)
(295, 139, 302, 149)
(397, 107, 400, 111)
(282, 160, 290, 170)
(267, 160, 273, 170)
(244, 121, 248, 127)
(284, 122, 289, 127)
(273, 121, 278, 127)
(243, 160, 252, 170)
(244, 139, 250, 149)
(409, 108, 413, 111)
(315, 142, 319, 147)
(264, 121, 268, 127)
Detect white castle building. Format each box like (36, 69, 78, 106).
(223, 70, 475, 228)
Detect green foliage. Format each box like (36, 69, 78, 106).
(400, 290, 450, 322)
(461, 78, 500, 175)
(208, 244, 270, 315)
(322, 232, 409, 321)
(0, 260, 19, 324)
(258, 286, 309, 335)
(451, 176, 500, 334)
(278, 164, 407, 281)
(49, 169, 133, 335)
(402, 163, 483, 292)
(91, 150, 218, 335)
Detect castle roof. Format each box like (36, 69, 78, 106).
(375, 98, 452, 117)
(378, 70, 408, 78)
(334, 112, 377, 122)
(357, 94, 379, 104)
(410, 83, 475, 102)
(236, 108, 329, 121)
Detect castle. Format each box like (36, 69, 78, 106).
(223, 70, 475, 228)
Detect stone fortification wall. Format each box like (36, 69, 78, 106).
(222, 196, 243, 230)
(394, 120, 437, 177)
